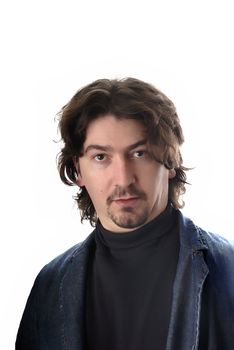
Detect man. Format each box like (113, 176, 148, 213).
(16, 78, 234, 349)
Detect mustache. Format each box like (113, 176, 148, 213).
(107, 184, 146, 205)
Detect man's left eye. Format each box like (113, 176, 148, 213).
(133, 150, 146, 158)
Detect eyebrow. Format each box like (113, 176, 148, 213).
(84, 139, 147, 154)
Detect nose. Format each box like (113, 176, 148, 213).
(112, 156, 136, 188)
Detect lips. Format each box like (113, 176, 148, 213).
(113, 197, 139, 206)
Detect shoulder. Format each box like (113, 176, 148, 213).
(179, 211, 234, 296)
(181, 211, 234, 275)
(16, 233, 96, 348)
(198, 228, 234, 272)
(178, 210, 234, 267)
(179, 210, 234, 252)
(35, 231, 96, 288)
(194, 217, 234, 259)
(200, 228, 234, 253)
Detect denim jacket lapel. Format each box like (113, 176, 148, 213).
(166, 213, 209, 350)
(60, 233, 95, 350)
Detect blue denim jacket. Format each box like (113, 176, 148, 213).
(16, 211, 234, 349)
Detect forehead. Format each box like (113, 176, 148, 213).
(83, 114, 147, 150)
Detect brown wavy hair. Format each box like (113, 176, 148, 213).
(57, 77, 188, 226)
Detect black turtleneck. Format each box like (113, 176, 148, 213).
(86, 205, 180, 350)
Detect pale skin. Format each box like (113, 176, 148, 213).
(75, 114, 176, 233)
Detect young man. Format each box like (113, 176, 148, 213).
(16, 78, 234, 349)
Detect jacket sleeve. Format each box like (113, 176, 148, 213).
(15, 238, 93, 349)
(15, 275, 40, 350)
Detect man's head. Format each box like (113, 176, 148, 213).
(57, 78, 187, 230)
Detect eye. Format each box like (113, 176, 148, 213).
(94, 154, 107, 161)
(133, 150, 146, 158)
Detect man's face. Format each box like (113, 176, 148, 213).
(76, 115, 175, 233)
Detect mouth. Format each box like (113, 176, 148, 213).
(113, 197, 140, 206)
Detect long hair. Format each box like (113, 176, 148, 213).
(57, 77, 188, 226)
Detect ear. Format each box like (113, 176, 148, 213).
(76, 173, 84, 187)
(73, 157, 84, 187)
(169, 168, 176, 179)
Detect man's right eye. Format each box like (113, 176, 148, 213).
(94, 154, 106, 161)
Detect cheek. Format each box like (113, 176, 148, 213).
(145, 166, 168, 183)
(144, 167, 169, 193)
(83, 177, 107, 204)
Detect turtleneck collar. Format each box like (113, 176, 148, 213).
(96, 203, 177, 250)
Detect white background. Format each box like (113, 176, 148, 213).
(1, 0, 234, 348)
